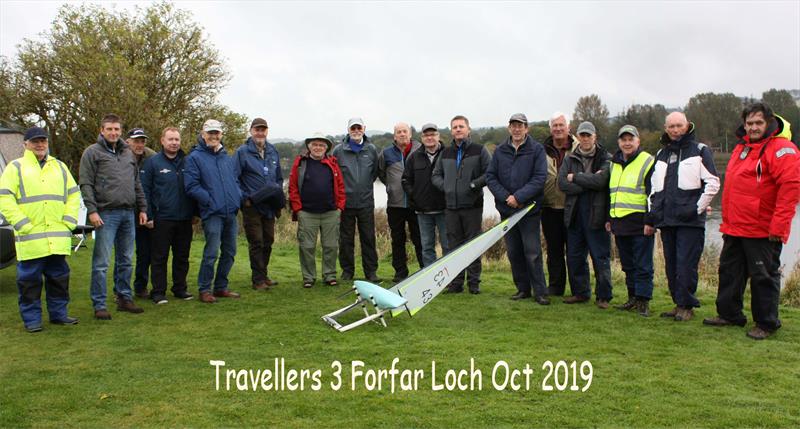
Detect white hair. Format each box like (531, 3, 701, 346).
(549, 111, 569, 127)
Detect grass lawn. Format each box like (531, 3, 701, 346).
(1, 237, 798, 428)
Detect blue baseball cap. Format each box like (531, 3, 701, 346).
(24, 127, 48, 141)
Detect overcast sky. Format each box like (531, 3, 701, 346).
(2, 0, 799, 139)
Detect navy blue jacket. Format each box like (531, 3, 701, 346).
(486, 135, 547, 218)
(141, 150, 196, 221)
(235, 138, 284, 218)
(184, 136, 242, 220)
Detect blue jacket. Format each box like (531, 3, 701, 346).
(141, 149, 196, 221)
(235, 138, 284, 218)
(183, 136, 242, 219)
(486, 135, 547, 218)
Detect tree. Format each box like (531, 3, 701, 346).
(573, 94, 610, 140)
(1, 2, 246, 172)
(684, 92, 742, 152)
(762, 89, 800, 137)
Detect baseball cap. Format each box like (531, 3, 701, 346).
(250, 118, 268, 129)
(203, 119, 223, 133)
(421, 123, 438, 133)
(24, 127, 48, 141)
(509, 113, 528, 125)
(576, 122, 596, 135)
(618, 125, 639, 138)
(347, 117, 365, 129)
(127, 128, 148, 139)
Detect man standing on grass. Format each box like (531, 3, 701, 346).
(127, 127, 157, 299)
(378, 122, 423, 282)
(235, 118, 284, 291)
(649, 112, 719, 322)
(184, 119, 243, 303)
(704, 103, 800, 340)
(140, 127, 196, 305)
(432, 115, 491, 294)
(0, 127, 81, 332)
(80, 114, 148, 319)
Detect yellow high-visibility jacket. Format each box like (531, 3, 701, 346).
(0, 150, 80, 261)
(609, 151, 654, 218)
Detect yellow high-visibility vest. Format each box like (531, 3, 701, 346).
(0, 150, 80, 260)
(609, 151, 654, 218)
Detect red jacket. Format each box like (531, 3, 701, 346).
(288, 154, 346, 218)
(720, 117, 800, 243)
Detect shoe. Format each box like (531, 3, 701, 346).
(213, 290, 241, 299)
(660, 306, 679, 318)
(135, 289, 149, 299)
(535, 296, 551, 306)
(152, 295, 168, 305)
(199, 292, 217, 303)
(443, 287, 463, 294)
(94, 309, 112, 320)
(469, 288, 481, 295)
(173, 291, 194, 301)
(366, 275, 382, 284)
(563, 295, 590, 304)
(50, 316, 79, 325)
(674, 308, 694, 322)
(325, 279, 338, 286)
(615, 298, 636, 311)
(25, 323, 43, 333)
(596, 300, 610, 310)
(303, 281, 313, 288)
(264, 278, 279, 287)
(341, 272, 354, 281)
(702, 316, 746, 327)
(252, 282, 268, 291)
(746, 326, 774, 340)
(117, 298, 144, 313)
(635, 299, 650, 317)
(510, 292, 532, 300)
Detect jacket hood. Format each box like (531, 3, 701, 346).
(734, 115, 783, 143)
(659, 122, 697, 147)
(194, 134, 225, 154)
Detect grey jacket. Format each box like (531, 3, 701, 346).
(431, 138, 491, 210)
(79, 135, 147, 214)
(557, 144, 611, 230)
(378, 140, 421, 208)
(331, 136, 379, 209)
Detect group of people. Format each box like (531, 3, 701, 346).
(1, 103, 798, 340)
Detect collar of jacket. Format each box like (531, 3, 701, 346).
(451, 138, 472, 150)
(98, 135, 125, 153)
(543, 134, 576, 157)
(195, 135, 225, 155)
(659, 122, 697, 149)
(160, 148, 185, 161)
(500, 134, 535, 153)
(735, 116, 783, 145)
(245, 137, 270, 154)
(611, 147, 644, 166)
(341, 134, 370, 150)
(569, 142, 607, 161)
(23, 148, 52, 165)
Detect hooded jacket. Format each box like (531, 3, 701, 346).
(649, 123, 720, 229)
(542, 134, 578, 209)
(485, 135, 547, 218)
(235, 137, 284, 218)
(558, 143, 612, 229)
(331, 135, 379, 209)
(720, 116, 800, 243)
(183, 136, 242, 220)
(431, 138, 491, 210)
(79, 135, 147, 214)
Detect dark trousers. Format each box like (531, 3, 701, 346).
(387, 207, 423, 280)
(134, 224, 151, 293)
(541, 207, 567, 295)
(16, 255, 70, 327)
(566, 209, 612, 301)
(615, 234, 654, 300)
(661, 226, 704, 308)
(150, 219, 193, 297)
(242, 206, 276, 285)
(445, 207, 483, 291)
(504, 213, 547, 298)
(339, 207, 379, 277)
(717, 235, 782, 331)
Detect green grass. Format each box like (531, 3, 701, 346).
(1, 234, 799, 428)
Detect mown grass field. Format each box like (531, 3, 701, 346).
(1, 227, 799, 428)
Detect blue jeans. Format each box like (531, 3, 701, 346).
(90, 209, 135, 310)
(614, 234, 654, 300)
(504, 213, 547, 298)
(17, 255, 70, 327)
(417, 212, 448, 267)
(566, 207, 612, 301)
(198, 214, 238, 293)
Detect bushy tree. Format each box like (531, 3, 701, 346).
(684, 92, 742, 151)
(762, 89, 800, 140)
(573, 94, 610, 138)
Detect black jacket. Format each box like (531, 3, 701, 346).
(431, 138, 491, 210)
(557, 144, 611, 229)
(401, 143, 446, 213)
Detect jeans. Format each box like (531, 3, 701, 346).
(150, 219, 193, 297)
(387, 207, 423, 280)
(297, 210, 340, 283)
(542, 207, 568, 295)
(504, 213, 547, 298)
(198, 214, 238, 293)
(133, 224, 151, 293)
(661, 226, 704, 308)
(566, 205, 612, 301)
(614, 234, 654, 300)
(242, 206, 275, 285)
(417, 212, 448, 267)
(17, 255, 70, 327)
(90, 208, 135, 310)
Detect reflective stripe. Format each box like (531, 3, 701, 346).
(13, 159, 69, 203)
(13, 161, 25, 199)
(613, 202, 647, 210)
(58, 162, 68, 202)
(67, 186, 79, 194)
(0, 188, 13, 195)
(15, 230, 73, 242)
(14, 218, 31, 231)
(62, 215, 78, 224)
(611, 186, 646, 195)
(18, 194, 67, 204)
(637, 156, 654, 188)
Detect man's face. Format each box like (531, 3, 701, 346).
(127, 137, 147, 155)
(508, 121, 528, 142)
(665, 115, 689, 141)
(308, 140, 328, 159)
(745, 112, 769, 141)
(25, 137, 49, 160)
(578, 133, 596, 151)
(550, 116, 568, 140)
(100, 121, 122, 143)
(618, 134, 640, 157)
(203, 130, 222, 150)
(348, 124, 364, 142)
(451, 119, 470, 141)
(394, 125, 411, 147)
(421, 130, 440, 150)
(251, 126, 268, 143)
(161, 130, 181, 156)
